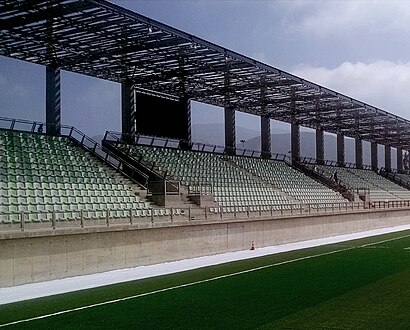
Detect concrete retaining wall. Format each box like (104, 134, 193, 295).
(1, 208, 410, 287)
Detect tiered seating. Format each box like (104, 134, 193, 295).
(117, 144, 295, 211)
(392, 172, 410, 187)
(118, 144, 351, 210)
(316, 165, 410, 201)
(0, 130, 154, 223)
(231, 157, 348, 206)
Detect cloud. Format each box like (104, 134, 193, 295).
(291, 60, 410, 120)
(283, 1, 410, 37)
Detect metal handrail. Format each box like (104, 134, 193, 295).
(298, 156, 373, 170)
(104, 131, 290, 162)
(3, 200, 410, 233)
(63, 127, 149, 188)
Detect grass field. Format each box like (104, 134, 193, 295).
(1, 230, 410, 329)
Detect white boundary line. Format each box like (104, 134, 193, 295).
(1, 230, 410, 328)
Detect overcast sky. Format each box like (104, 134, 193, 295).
(1, 0, 410, 141)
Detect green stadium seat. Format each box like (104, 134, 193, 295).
(0, 130, 154, 223)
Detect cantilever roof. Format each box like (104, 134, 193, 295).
(1, 0, 409, 149)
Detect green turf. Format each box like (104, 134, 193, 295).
(1, 230, 410, 329)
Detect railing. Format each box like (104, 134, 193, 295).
(379, 168, 410, 190)
(148, 180, 180, 195)
(103, 131, 168, 179)
(0, 116, 47, 133)
(104, 131, 289, 162)
(2, 200, 410, 233)
(288, 158, 356, 201)
(382, 167, 410, 175)
(103, 132, 181, 195)
(62, 126, 149, 188)
(298, 156, 373, 170)
(0, 117, 150, 188)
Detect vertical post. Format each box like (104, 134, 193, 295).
(80, 210, 84, 228)
(52, 211, 56, 229)
(261, 116, 271, 158)
(291, 123, 300, 165)
(371, 141, 378, 171)
(179, 95, 192, 150)
(355, 138, 363, 169)
(260, 76, 270, 159)
(224, 69, 235, 155)
(20, 212, 25, 232)
(316, 129, 324, 164)
(385, 145, 391, 171)
(337, 133, 345, 166)
(121, 82, 136, 141)
(224, 106, 236, 155)
(46, 66, 61, 135)
(397, 147, 403, 171)
(290, 88, 300, 165)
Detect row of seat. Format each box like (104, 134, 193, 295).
(0, 130, 157, 223)
(315, 165, 410, 201)
(118, 143, 349, 210)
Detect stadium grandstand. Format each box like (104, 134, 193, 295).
(1, 0, 410, 296)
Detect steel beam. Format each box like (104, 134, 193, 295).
(355, 138, 363, 169)
(397, 147, 403, 171)
(6, 0, 410, 153)
(371, 142, 378, 171)
(224, 106, 236, 155)
(260, 116, 271, 159)
(45, 66, 61, 135)
(179, 95, 192, 150)
(121, 82, 136, 139)
(291, 123, 300, 164)
(315, 129, 324, 164)
(384, 145, 391, 171)
(337, 133, 345, 166)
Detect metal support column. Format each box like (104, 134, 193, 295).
(290, 88, 299, 165)
(291, 123, 300, 164)
(385, 145, 391, 171)
(397, 147, 403, 171)
(224, 68, 235, 155)
(179, 95, 192, 150)
(46, 66, 61, 135)
(355, 138, 363, 169)
(315, 129, 324, 164)
(337, 133, 345, 166)
(224, 106, 236, 155)
(260, 75, 270, 158)
(371, 142, 378, 171)
(261, 116, 271, 158)
(121, 82, 136, 140)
